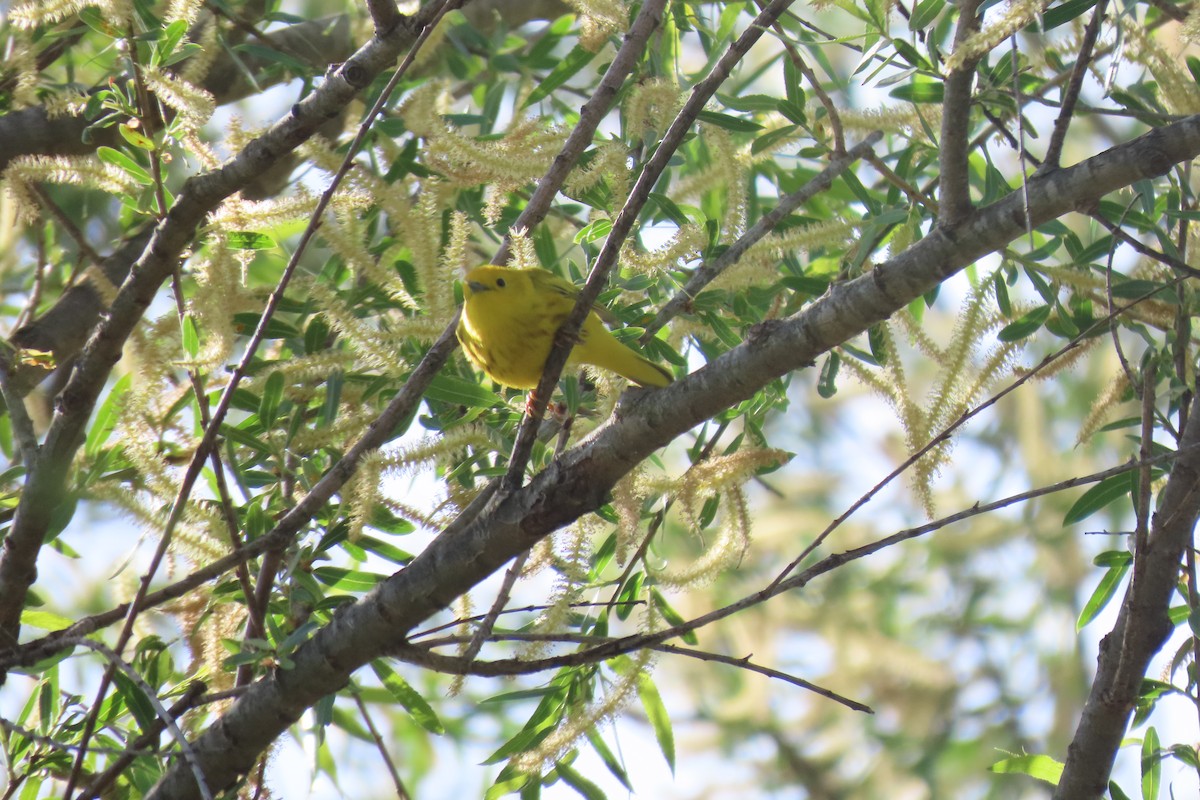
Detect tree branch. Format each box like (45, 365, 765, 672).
(939, 0, 983, 223)
(143, 113, 1200, 800)
(1054, 357, 1200, 797)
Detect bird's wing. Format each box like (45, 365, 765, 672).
(528, 270, 618, 324)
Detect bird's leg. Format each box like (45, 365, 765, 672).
(524, 390, 540, 417)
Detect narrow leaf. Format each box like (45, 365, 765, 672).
(371, 660, 445, 734)
(638, 673, 675, 772)
(989, 754, 1064, 785)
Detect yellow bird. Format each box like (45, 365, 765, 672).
(457, 266, 673, 391)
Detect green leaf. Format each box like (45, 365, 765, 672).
(118, 124, 155, 151)
(20, 610, 73, 632)
(1077, 557, 1130, 631)
(481, 687, 559, 705)
(96, 146, 153, 185)
(484, 774, 531, 800)
(1023, 265, 1058, 304)
(996, 305, 1051, 342)
(1168, 743, 1199, 769)
(111, 669, 156, 734)
(180, 313, 199, 358)
(751, 124, 800, 154)
(615, 572, 643, 621)
(650, 588, 697, 645)
(695, 110, 763, 132)
(1188, 56, 1200, 87)
(638, 673, 675, 773)
(85, 374, 131, 458)
(524, 45, 597, 107)
(889, 80, 943, 103)
(322, 369, 344, 426)
(1142, 726, 1160, 800)
(1042, 0, 1098, 31)
(1063, 470, 1134, 525)
(232, 313, 300, 339)
(226, 231, 276, 250)
(892, 38, 931, 71)
(1110, 280, 1177, 303)
(427, 373, 502, 406)
(993, 270, 1012, 317)
(781, 275, 831, 295)
(371, 660, 445, 734)
(575, 218, 613, 244)
(647, 192, 691, 227)
(78, 7, 119, 37)
(356, 535, 413, 565)
(258, 371, 284, 428)
(154, 19, 189, 66)
(909, 0, 945, 31)
(989, 754, 1064, 785)
(311, 567, 386, 592)
(776, 99, 806, 124)
(585, 728, 632, 791)
(556, 761, 606, 800)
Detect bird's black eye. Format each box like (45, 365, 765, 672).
(496, 278, 506, 288)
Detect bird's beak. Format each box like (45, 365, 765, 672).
(466, 280, 489, 294)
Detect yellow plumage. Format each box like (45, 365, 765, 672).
(457, 266, 673, 390)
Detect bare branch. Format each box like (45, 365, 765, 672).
(939, 0, 983, 223)
(1040, 0, 1110, 172)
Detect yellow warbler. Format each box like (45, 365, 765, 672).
(457, 266, 673, 390)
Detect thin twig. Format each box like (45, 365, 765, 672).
(1089, 210, 1200, 281)
(1174, 164, 1192, 431)
(395, 634, 871, 713)
(1103, 199, 1139, 390)
(463, 411, 577, 664)
(1010, 36, 1033, 246)
(408, 599, 644, 641)
(28, 185, 106, 268)
(864, 152, 938, 214)
(653, 643, 870, 713)
(398, 448, 1192, 703)
(764, 6, 845, 154)
(351, 688, 410, 800)
(1040, 0, 1110, 172)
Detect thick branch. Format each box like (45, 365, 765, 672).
(1054, 369, 1200, 795)
(145, 113, 1200, 800)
